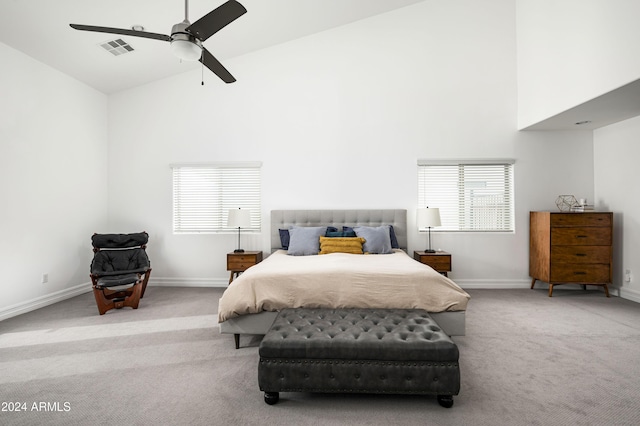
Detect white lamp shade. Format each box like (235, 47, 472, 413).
(417, 208, 441, 229)
(170, 39, 202, 61)
(227, 209, 251, 228)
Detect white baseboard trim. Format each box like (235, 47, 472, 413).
(0, 282, 92, 322)
(618, 287, 640, 303)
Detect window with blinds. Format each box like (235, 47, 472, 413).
(418, 159, 514, 232)
(171, 162, 261, 234)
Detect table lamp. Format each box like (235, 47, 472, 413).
(227, 208, 251, 253)
(417, 207, 441, 253)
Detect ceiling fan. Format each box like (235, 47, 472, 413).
(70, 0, 247, 83)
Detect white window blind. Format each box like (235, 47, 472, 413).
(172, 162, 261, 234)
(418, 159, 514, 232)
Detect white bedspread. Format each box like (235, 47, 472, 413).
(218, 250, 470, 322)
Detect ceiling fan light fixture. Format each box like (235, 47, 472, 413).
(170, 21, 202, 61)
(170, 37, 202, 61)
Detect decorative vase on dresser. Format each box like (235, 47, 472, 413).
(529, 211, 612, 297)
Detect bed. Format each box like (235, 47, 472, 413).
(218, 209, 470, 347)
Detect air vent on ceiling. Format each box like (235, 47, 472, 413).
(99, 39, 134, 56)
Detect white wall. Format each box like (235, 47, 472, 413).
(0, 42, 108, 318)
(517, 0, 640, 300)
(517, 0, 640, 129)
(107, 0, 594, 288)
(594, 116, 640, 301)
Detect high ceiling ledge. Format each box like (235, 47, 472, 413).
(520, 78, 640, 131)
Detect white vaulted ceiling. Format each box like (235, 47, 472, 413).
(0, 0, 425, 94)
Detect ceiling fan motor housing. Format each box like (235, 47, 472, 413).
(170, 21, 203, 61)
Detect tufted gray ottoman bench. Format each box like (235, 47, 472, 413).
(258, 308, 460, 408)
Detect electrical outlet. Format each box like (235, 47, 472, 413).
(624, 269, 632, 283)
(41, 273, 48, 284)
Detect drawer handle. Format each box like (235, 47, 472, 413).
(576, 235, 588, 238)
(575, 253, 586, 257)
(574, 271, 587, 275)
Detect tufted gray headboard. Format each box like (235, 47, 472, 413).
(270, 209, 407, 252)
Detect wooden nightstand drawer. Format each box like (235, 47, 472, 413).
(414, 251, 451, 274)
(227, 251, 263, 285)
(227, 252, 263, 272)
(227, 260, 252, 271)
(423, 256, 451, 271)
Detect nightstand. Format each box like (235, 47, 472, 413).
(414, 251, 451, 276)
(227, 251, 263, 284)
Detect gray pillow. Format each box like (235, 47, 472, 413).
(287, 226, 328, 256)
(354, 225, 393, 254)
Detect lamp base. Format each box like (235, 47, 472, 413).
(424, 249, 436, 253)
(234, 249, 245, 253)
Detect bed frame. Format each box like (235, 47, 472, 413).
(218, 209, 466, 344)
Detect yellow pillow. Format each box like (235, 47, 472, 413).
(319, 236, 365, 254)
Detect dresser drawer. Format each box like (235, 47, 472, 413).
(551, 213, 611, 228)
(551, 227, 611, 246)
(550, 264, 610, 283)
(551, 246, 611, 264)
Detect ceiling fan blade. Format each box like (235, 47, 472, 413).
(70, 24, 171, 42)
(187, 0, 247, 42)
(200, 48, 236, 83)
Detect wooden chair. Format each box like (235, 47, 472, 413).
(90, 232, 151, 315)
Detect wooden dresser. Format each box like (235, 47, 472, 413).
(529, 211, 612, 297)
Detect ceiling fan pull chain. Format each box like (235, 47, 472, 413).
(201, 60, 205, 86)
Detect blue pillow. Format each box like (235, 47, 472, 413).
(353, 225, 393, 254)
(388, 225, 400, 249)
(325, 231, 343, 237)
(278, 229, 290, 249)
(344, 225, 398, 248)
(287, 226, 328, 256)
(326, 229, 357, 237)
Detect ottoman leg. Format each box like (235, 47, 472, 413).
(437, 395, 454, 408)
(264, 392, 279, 405)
